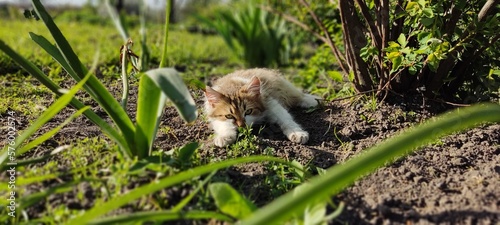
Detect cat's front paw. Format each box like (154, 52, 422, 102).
(286, 130, 309, 144)
(213, 134, 237, 147)
(299, 94, 320, 108)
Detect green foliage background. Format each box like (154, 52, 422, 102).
(0, 1, 499, 224)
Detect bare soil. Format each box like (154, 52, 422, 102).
(162, 90, 500, 225)
(3, 77, 499, 224)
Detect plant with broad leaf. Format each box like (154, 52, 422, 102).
(0, 0, 196, 163)
(0, 1, 293, 224)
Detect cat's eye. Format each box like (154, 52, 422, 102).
(244, 109, 253, 115)
(225, 114, 235, 119)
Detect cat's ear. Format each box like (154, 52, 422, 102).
(204, 86, 224, 106)
(245, 76, 261, 97)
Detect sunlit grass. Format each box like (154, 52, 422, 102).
(0, 74, 54, 117)
(0, 19, 237, 68)
(2, 2, 498, 225)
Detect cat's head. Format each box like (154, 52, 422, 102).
(204, 77, 265, 127)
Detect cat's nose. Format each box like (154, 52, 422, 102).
(236, 120, 245, 127)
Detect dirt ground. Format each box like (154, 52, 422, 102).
(157, 89, 500, 225)
(5, 78, 500, 224)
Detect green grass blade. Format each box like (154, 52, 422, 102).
(18, 107, 90, 154)
(31, 0, 85, 76)
(29, 32, 77, 76)
(143, 68, 197, 123)
(19, 178, 102, 211)
(0, 145, 71, 171)
(104, 0, 129, 42)
(88, 210, 233, 225)
(67, 156, 286, 225)
(30, 0, 136, 147)
(0, 39, 132, 158)
(135, 74, 167, 158)
(171, 170, 216, 212)
(159, 0, 172, 68)
(28, 31, 135, 140)
(0, 62, 93, 166)
(240, 103, 500, 225)
(139, 0, 150, 71)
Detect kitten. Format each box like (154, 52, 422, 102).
(204, 68, 319, 147)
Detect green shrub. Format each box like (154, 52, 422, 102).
(272, 0, 500, 102)
(198, 3, 294, 67)
(296, 44, 345, 100)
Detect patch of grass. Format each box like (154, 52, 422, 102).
(3, 2, 498, 225)
(359, 113, 375, 124)
(0, 19, 121, 67)
(293, 44, 346, 100)
(363, 93, 378, 112)
(0, 136, 113, 222)
(0, 74, 54, 117)
(264, 159, 310, 198)
(226, 126, 262, 158)
(0, 20, 239, 70)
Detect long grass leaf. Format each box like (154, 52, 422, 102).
(240, 103, 500, 225)
(171, 170, 216, 212)
(20, 178, 104, 210)
(159, 0, 172, 68)
(19, 107, 90, 153)
(0, 58, 93, 166)
(144, 68, 197, 123)
(68, 155, 286, 225)
(30, 0, 136, 147)
(0, 39, 132, 159)
(88, 210, 233, 225)
(28, 31, 135, 139)
(0, 145, 71, 171)
(29, 32, 77, 77)
(135, 74, 167, 158)
(104, 0, 129, 42)
(31, 0, 84, 75)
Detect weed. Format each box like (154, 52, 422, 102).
(265, 159, 310, 197)
(363, 93, 378, 112)
(333, 126, 354, 152)
(359, 113, 375, 124)
(225, 126, 262, 158)
(296, 44, 344, 100)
